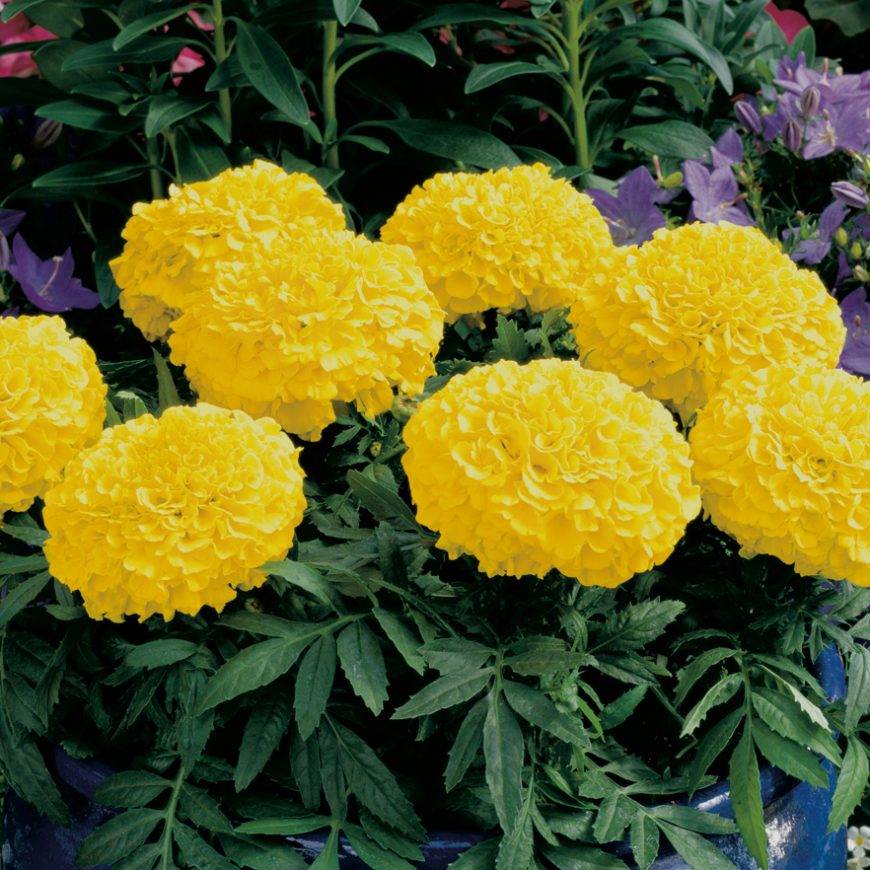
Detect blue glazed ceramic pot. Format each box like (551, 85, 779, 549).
(0, 648, 847, 869)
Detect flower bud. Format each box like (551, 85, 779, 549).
(391, 394, 420, 423)
(834, 227, 849, 247)
(783, 119, 802, 153)
(854, 265, 870, 282)
(735, 100, 762, 134)
(799, 86, 821, 117)
(662, 171, 683, 189)
(33, 119, 62, 150)
(10, 154, 24, 171)
(831, 181, 870, 210)
(850, 241, 864, 259)
(0, 234, 8, 272)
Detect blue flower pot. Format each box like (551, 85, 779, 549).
(1, 648, 847, 869)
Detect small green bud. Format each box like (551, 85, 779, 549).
(10, 154, 24, 171)
(854, 265, 870, 282)
(662, 171, 683, 189)
(851, 241, 864, 259)
(834, 227, 849, 247)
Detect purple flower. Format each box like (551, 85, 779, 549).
(735, 101, 762, 134)
(783, 118, 802, 152)
(683, 161, 754, 227)
(831, 181, 869, 210)
(0, 208, 24, 238)
(790, 200, 848, 265)
(7, 235, 99, 313)
(710, 128, 743, 169)
(587, 167, 667, 246)
(839, 287, 870, 377)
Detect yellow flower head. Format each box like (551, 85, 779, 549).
(402, 359, 700, 585)
(568, 222, 846, 419)
(43, 404, 306, 621)
(168, 231, 445, 440)
(690, 364, 870, 585)
(380, 163, 614, 322)
(1, 315, 105, 514)
(111, 160, 346, 340)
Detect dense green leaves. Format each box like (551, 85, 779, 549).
(337, 622, 389, 715)
(828, 735, 868, 832)
(484, 690, 524, 834)
(295, 635, 337, 739)
(729, 725, 768, 870)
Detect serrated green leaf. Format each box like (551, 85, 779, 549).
(317, 725, 346, 820)
(221, 834, 308, 870)
(828, 734, 868, 832)
(600, 685, 647, 731)
(445, 696, 487, 792)
(235, 815, 333, 835)
(290, 731, 322, 810)
(336, 622, 389, 715)
(688, 707, 743, 796)
(264, 560, 339, 608)
(680, 673, 742, 737)
(489, 315, 530, 363)
(650, 805, 736, 835)
(750, 688, 840, 764)
(125, 639, 199, 670)
(675, 648, 737, 705)
(593, 793, 634, 843)
(310, 824, 340, 870)
(77, 809, 163, 867)
(95, 771, 171, 808)
(343, 823, 416, 870)
(496, 807, 533, 870)
(218, 611, 310, 638)
(346, 470, 420, 532)
(542, 843, 629, 869)
(630, 813, 659, 870)
(484, 690, 524, 834)
(729, 725, 768, 870)
(448, 837, 500, 868)
(751, 719, 828, 789)
(594, 598, 685, 653)
(174, 821, 235, 870)
(295, 634, 337, 739)
(179, 783, 233, 834)
(846, 646, 870, 734)
(502, 681, 584, 745)
(422, 638, 495, 673)
(111, 842, 161, 870)
(392, 668, 493, 719)
(0, 722, 67, 824)
(235, 693, 292, 791)
(373, 609, 425, 675)
(359, 808, 424, 861)
(0, 571, 51, 629)
(656, 821, 740, 870)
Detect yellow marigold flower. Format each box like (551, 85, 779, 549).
(380, 163, 614, 322)
(111, 160, 346, 340)
(168, 231, 444, 440)
(690, 365, 870, 585)
(1, 315, 105, 514)
(43, 404, 306, 621)
(402, 359, 700, 585)
(568, 222, 846, 419)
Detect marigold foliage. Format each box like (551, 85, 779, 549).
(568, 222, 846, 419)
(402, 359, 700, 585)
(380, 163, 614, 322)
(168, 231, 444, 440)
(111, 160, 346, 340)
(43, 404, 306, 621)
(0, 315, 105, 514)
(690, 365, 870, 585)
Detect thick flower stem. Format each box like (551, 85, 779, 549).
(563, 0, 590, 171)
(159, 762, 186, 869)
(213, 0, 232, 142)
(145, 136, 164, 200)
(322, 20, 340, 170)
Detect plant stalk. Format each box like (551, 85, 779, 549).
(145, 136, 164, 200)
(322, 20, 340, 170)
(213, 0, 232, 142)
(563, 0, 590, 171)
(159, 762, 186, 869)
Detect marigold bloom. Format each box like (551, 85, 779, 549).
(43, 404, 306, 621)
(690, 365, 870, 585)
(168, 231, 444, 440)
(111, 161, 346, 340)
(0, 315, 105, 513)
(380, 163, 614, 321)
(402, 359, 700, 584)
(568, 222, 846, 419)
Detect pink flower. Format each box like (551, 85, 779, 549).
(171, 46, 205, 84)
(764, 2, 810, 44)
(0, 1, 55, 78)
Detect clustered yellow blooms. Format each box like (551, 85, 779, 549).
(43, 404, 306, 621)
(0, 315, 105, 514)
(567, 222, 846, 419)
(381, 163, 614, 322)
(168, 231, 444, 440)
(402, 359, 701, 585)
(690, 365, 870, 585)
(111, 161, 346, 340)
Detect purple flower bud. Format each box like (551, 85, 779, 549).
(0, 234, 8, 272)
(831, 181, 869, 210)
(734, 100, 762, 134)
(32, 119, 62, 150)
(783, 118, 802, 153)
(799, 86, 821, 117)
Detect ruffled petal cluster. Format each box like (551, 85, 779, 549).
(568, 222, 846, 419)
(402, 359, 700, 585)
(690, 365, 870, 585)
(168, 231, 444, 440)
(111, 160, 346, 340)
(380, 163, 614, 321)
(1, 315, 105, 513)
(43, 404, 306, 621)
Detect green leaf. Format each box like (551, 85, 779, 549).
(599, 685, 647, 730)
(290, 731, 322, 810)
(630, 813, 659, 870)
(445, 696, 487, 792)
(310, 825, 340, 870)
(542, 843, 629, 869)
(33, 161, 148, 190)
(144, 95, 208, 138)
(680, 673, 742, 737)
(674, 648, 737, 705)
(343, 823, 416, 870)
(317, 725, 346, 819)
(595, 598, 686, 652)
(0, 724, 68, 824)
(125, 639, 198, 670)
(687, 707, 743, 796)
(650, 805, 736, 835)
(504, 638, 583, 676)
(484, 689, 524, 833)
(751, 719, 828, 789)
(35, 99, 133, 133)
(332, 720, 426, 838)
(336, 622, 389, 715)
(346, 470, 420, 532)
(422, 638, 494, 673)
(448, 838, 500, 868)
(295, 634, 337, 739)
(0, 552, 47, 573)
(235, 815, 334, 836)
(152, 350, 182, 413)
(347, 32, 435, 66)
(235, 694, 292, 791)
(179, 783, 233, 834)
(218, 611, 311, 638)
(750, 688, 840, 764)
(489, 315, 530, 363)
(805, 0, 870, 36)
(174, 127, 231, 183)
(656, 822, 740, 870)
(593, 793, 633, 843)
(113, 5, 196, 48)
(828, 734, 868, 832)
(62, 36, 192, 69)
(264, 560, 339, 608)
(465, 61, 548, 94)
(340, 133, 390, 154)
(0, 519, 47, 547)
(376, 119, 521, 170)
(95, 771, 171, 808)
(333, 0, 362, 26)
(0, 571, 51, 628)
(77, 809, 163, 867)
(617, 18, 733, 92)
(502, 681, 584, 745)
(235, 22, 308, 124)
(174, 822, 235, 870)
(111, 843, 162, 870)
(392, 668, 493, 719)
(617, 121, 715, 160)
(196, 637, 311, 712)
(846, 646, 870, 734)
(496, 808, 533, 870)
(221, 835, 308, 870)
(729, 725, 768, 870)
(373, 609, 425, 675)
(359, 810, 424, 861)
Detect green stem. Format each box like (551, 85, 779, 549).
(145, 136, 164, 200)
(322, 20, 340, 170)
(159, 762, 186, 870)
(73, 201, 97, 244)
(213, 0, 232, 142)
(563, 0, 590, 171)
(164, 130, 181, 184)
